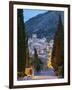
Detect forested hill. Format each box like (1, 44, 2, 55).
(25, 11, 64, 40)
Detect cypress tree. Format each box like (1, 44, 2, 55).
(33, 48, 43, 72)
(26, 37, 30, 67)
(51, 15, 64, 77)
(17, 9, 27, 77)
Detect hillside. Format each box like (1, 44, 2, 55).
(25, 11, 64, 40)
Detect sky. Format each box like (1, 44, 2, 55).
(23, 9, 47, 22)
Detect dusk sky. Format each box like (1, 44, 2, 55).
(23, 9, 47, 22)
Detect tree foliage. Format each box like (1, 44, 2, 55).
(25, 37, 30, 67)
(51, 15, 64, 78)
(33, 48, 43, 72)
(17, 9, 27, 77)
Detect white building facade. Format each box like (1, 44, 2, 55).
(28, 34, 54, 65)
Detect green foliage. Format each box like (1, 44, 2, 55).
(17, 9, 27, 77)
(33, 48, 43, 72)
(51, 15, 64, 78)
(25, 36, 30, 67)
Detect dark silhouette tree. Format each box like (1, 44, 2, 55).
(17, 9, 27, 77)
(25, 37, 30, 67)
(33, 48, 43, 72)
(51, 15, 64, 78)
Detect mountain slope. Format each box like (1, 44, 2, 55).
(25, 11, 64, 40)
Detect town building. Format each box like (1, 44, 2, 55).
(28, 34, 54, 65)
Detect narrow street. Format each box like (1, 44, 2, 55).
(18, 68, 58, 81)
(32, 68, 57, 80)
(32, 76, 57, 79)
